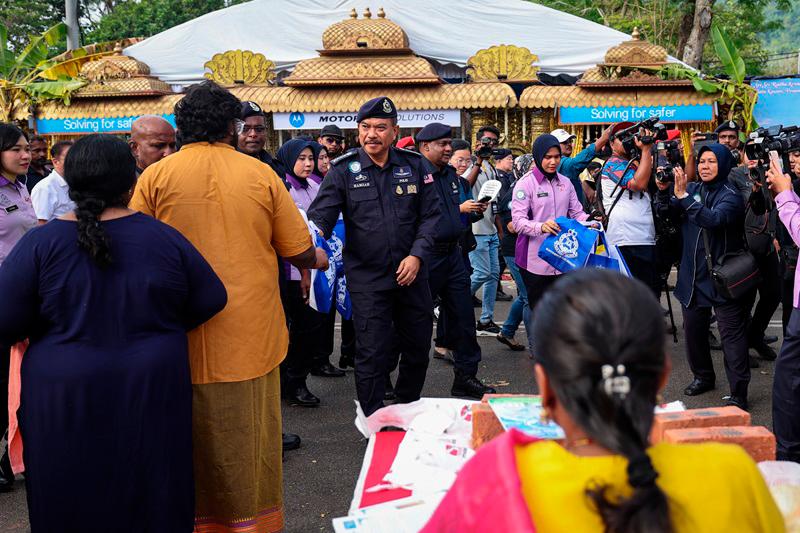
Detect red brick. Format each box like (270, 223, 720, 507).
(662, 426, 776, 462)
(471, 403, 505, 450)
(650, 406, 751, 443)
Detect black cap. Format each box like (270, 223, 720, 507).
(715, 120, 740, 134)
(493, 148, 513, 160)
(356, 96, 397, 122)
(319, 124, 344, 139)
(240, 101, 264, 120)
(415, 122, 452, 143)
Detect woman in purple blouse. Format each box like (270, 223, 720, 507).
(0, 123, 37, 493)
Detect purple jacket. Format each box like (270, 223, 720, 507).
(284, 174, 320, 281)
(776, 189, 800, 307)
(511, 167, 588, 275)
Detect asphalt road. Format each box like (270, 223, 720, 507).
(0, 279, 782, 532)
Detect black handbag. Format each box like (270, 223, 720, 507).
(701, 229, 761, 300)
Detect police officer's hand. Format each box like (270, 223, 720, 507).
(767, 158, 792, 194)
(673, 166, 688, 199)
(396, 255, 421, 286)
(313, 247, 330, 271)
(541, 219, 561, 235)
(460, 200, 484, 214)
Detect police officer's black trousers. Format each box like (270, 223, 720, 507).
(350, 283, 433, 417)
(317, 309, 356, 367)
(282, 280, 324, 389)
(434, 251, 473, 350)
(744, 251, 781, 346)
(428, 250, 482, 375)
(682, 300, 750, 399)
(774, 307, 800, 462)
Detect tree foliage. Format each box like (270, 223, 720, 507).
(0, 0, 67, 52)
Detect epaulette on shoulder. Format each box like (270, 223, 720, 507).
(331, 149, 359, 165)
(395, 147, 422, 157)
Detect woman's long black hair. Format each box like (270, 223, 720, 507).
(532, 269, 672, 533)
(64, 134, 137, 268)
(0, 123, 28, 175)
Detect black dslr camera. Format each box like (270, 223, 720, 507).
(745, 125, 800, 172)
(655, 140, 684, 183)
(475, 136, 498, 159)
(614, 117, 668, 159)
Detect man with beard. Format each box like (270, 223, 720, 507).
(318, 124, 346, 159)
(23, 135, 52, 193)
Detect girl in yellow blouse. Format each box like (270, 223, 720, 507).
(423, 269, 784, 532)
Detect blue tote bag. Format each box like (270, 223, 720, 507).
(537, 217, 596, 273)
(585, 231, 632, 277)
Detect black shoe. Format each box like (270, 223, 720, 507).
(433, 346, 454, 363)
(749, 356, 760, 369)
(339, 354, 355, 370)
(282, 432, 301, 452)
(384, 375, 396, 401)
(764, 335, 778, 345)
(708, 331, 722, 351)
(495, 290, 513, 302)
(723, 395, 749, 411)
(310, 362, 346, 377)
(287, 384, 320, 407)
(0, 451, 13, 493)
(496, 333, 525, 351)
(472, 296, 482, 308)
(451, 370, 496, 399)
(751, 341, 777, 361)
(684, 378, 715, 396)
(476, 320, 501, 336)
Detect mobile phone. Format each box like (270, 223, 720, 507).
(769, 150, 784, 172)
(478, 196, 492, 203)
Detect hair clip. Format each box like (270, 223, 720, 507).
(602, 364, 631, 399)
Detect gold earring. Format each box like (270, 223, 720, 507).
(540, 408, 550, 425)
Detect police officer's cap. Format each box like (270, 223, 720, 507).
(320, 124, 344, 139)
(715, 120, 740, 134)
(356, 97, 397, 122)
(240, 101, 264, 120)
(415, 123, 452, 143)
(493, 148, 513, 160)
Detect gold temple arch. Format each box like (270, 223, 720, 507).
(203, 50, 275, 85)
(467, 45, 540, 83)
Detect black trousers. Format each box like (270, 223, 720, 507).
(774, 307, 800, 462)
(434, 251, 472, 349)
(519, 269, 560, 311)
(619, 245, 660, 297)
(784, 277, 795, 334)
(350, 283, 433, 416)
(282, 280, 324, 388)
(682, 300, 750, 399)
(318, 309, 356, 366)
(744, 252, 781, 345)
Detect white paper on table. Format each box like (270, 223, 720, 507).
(380, 432, 473, 492)
(355, 398, 476, 440)
(477, 180, 502, 202)
(333, 495, 443, 533)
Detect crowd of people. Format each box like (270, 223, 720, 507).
(0, 78, 797, 531)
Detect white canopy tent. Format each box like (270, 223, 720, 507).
(125, 0, 681, 87)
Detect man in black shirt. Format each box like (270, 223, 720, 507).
(22, 135, 52, 193)
(237, 101, 285, 178)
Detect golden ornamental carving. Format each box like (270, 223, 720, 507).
(322, 10, 409, 52)
(603, 27, 667, 67)
(467, 45, 540, 83)
(203, 50, 275, 85)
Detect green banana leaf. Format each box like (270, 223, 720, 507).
(0, 26, 16, 79)
(691, 76, 720, 94)
(25, 79, 86, 104)
(15, 23, 67, 72)
(711, 25, 746, 84)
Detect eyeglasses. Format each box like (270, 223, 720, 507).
(242, 125, 267, 134)
(234, 119, 245, 135)
(322, 136, 344, 144)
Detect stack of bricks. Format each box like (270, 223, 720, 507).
(472, 395, 777, 463)
(653, 406, 776, 463)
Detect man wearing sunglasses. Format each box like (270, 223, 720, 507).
(237, 101, 285, 177)
(318, 124, 347, 159)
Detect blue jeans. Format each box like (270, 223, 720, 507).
(501, 256, 534, 352)
(469, 234, 500, 322)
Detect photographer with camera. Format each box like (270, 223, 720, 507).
(653, 137, 685, 308)
(465, 125, 503, 334)
(598, 120, 659, 295)
(666, 144, 750, 409)
(767, 151, 800, 462)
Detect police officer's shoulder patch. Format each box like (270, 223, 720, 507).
(330, 149, 359, 166)
(516, 189, 526, 200)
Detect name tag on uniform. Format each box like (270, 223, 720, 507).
(4, 204, 18, 213)
(537, 191, 549, 198)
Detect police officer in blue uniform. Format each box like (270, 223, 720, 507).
(308, 97, 441, 416)
(415, 123, 497, 398)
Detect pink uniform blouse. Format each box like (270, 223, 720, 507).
(0, 176, 37, 266)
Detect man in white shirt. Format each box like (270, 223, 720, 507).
(30, 140, 74, 223)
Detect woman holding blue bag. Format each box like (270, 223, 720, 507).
(512, 134, 589, 313)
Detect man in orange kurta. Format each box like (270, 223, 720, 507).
(130, 81, 326, 532)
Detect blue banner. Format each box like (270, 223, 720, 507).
(752, 78, 800, 128)
(559, 104, 714, 124)
(36, 114, 176, 134)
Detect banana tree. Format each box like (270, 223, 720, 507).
(657, 25, 759, 133)
(0, 23, 87, 123)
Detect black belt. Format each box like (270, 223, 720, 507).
(432, 241, 459, 254)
